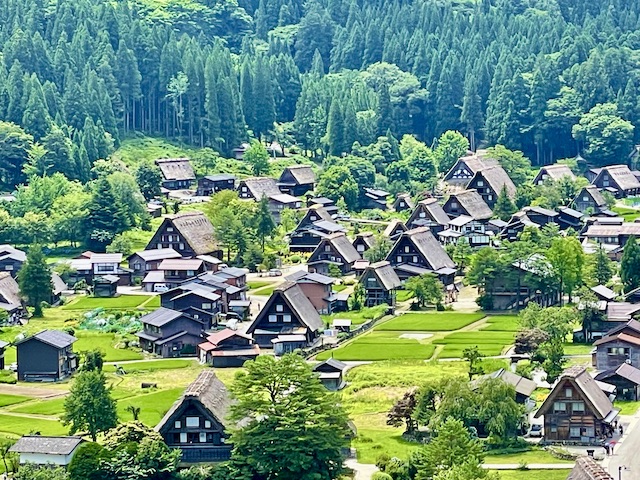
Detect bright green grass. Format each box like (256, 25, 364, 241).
(112, 137, 200, 167)
(491, 471, 572, 480)
(482, 316, 520, 332)
(0, 394, 30, 407)
(0, 414, 67, 436)
(333, 284, 348, 292)
(321, 304, 389, 327)
(62, 295, 151, 310)
(485, 450, 573, 464)
(247, 281, 271, 290)
(435, 331, 515, 358)
(562, 342, 594, 355)
(317, 332, 435, 361)
(142, 295, 161, 308)
(377, 313, 485, 332)
(103, 359, 193, 373)
(12, 396, 67, 416)
(396, 290, 414, 302)
(615, 400, 640, 415)
(117, 387, 184, 426)
(252, 285, 278, 296)
(74, 332, 143, 362)
(612, 206, 640, 222)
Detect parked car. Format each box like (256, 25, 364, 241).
(268, 269, 282, 277)
(529, 424, 543, 437)
(153, 284, 169, 293)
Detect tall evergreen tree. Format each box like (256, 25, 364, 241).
(17, 245, 52, 317)
(621, 237, 640, 293)
(84, 176, 126, 251)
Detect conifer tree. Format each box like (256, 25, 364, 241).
(493, 185, 516, 221)
(621, 237, 640, 292)
(85, 176, 126, 251)
(17, 244, 52, 317)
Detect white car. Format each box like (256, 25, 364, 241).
(153, 284, 169, 293)
(529, 424, 543, 437)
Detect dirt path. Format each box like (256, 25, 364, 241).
(0, 384, 68, 398)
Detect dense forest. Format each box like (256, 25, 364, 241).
(0, 0, 639, 184)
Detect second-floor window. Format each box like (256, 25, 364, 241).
(553, 401, 567, 413)
(186, 416, 199, 427)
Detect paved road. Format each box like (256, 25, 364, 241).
(603, 412, 640, 479)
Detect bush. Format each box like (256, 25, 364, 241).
(0, 370, 17, 384)
(372, 473, 392, 480)
(476, 294, 494, 310)
(289, 255, 301, 264)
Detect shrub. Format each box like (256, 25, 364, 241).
(289, 255, 301, 264)
(372, 473, 392, 480)
(476, 294, 494, 310)
(0, 370, 17, 384)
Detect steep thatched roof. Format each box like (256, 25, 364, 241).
(155, 158, 195, 181)
(446, 190, 492, 220)
(167, 211, 217, 255)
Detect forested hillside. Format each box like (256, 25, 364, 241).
(0, 0, 638, 188)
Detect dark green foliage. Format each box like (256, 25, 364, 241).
(135, 162, 162, 201)
(17, 244, 52, 317)
(68, 442, 107, 480)
(621, 237, 640, 292)
(85, 177, 127, 251)
(492, 185, 516, 221)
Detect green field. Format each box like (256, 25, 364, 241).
(117, 387, 184, 425)
(484, 449, 573, 464)
(103, 359, 194, 373)
(317, 332, 435, 361)
(377, 313, 485, 331)
(0, 413, 68, 436)
(491, 471, 572, 480)
(482, 316, 520, 332)
(12, 396, 68, 416)
(562, 342, 594, 355)
(62, 295, 153, 310)
(0, 394, 30, 407)
(615, 400, 640, 415)
(395, 290, 414, 302)
(74, 332, 143, 362)
(247, 281, 271, 290)
(612, 206, 640, 222)
(434, 331, 516, 358)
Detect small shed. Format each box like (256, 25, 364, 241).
(271, 334, 308, 355)
(10, 436, 84, 466)
(332, 319, 352, 333)
(93, 275, 119, 298)
(313, 358, 348, 391)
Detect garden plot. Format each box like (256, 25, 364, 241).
(377, 312, 485, 332)
(434, 331, 516, 358)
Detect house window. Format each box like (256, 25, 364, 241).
(187, 270, 195, 276)
(572, 402, 585, 413)
(451, 202, 458, 208)
(180, 433, 187, 443)
(200, 432, 207, 443)
(276, 304, 284, 312)
(167, 227, 174, 232)
(311, 215, 317, 221)
(269, 315, 277, 323)
(179, 243, 185, 250)
(565, 388, 572, 398)
(205, 420, 211, 428)
(357, 245, 365, 252)
(174, 421, 181, 428)
(202, 303, 212, 310)
(550, 426, 557, 433)
(569, 427, 580, 438)
(412, 256, 418, 263)
(283, 314, 291, 323)
(4, 265, 13, 271)
(241, 186, 247, 191)
(583, 196, 589, 201)
(487, 195, 493, 201)
(477, 180, 484, 187)
(397, 256, 402, 263)
(404, 246, 410, 253)
(134, 262, 142, 270)
(553, 401, 567, 413)
(419, 212, 426, 218)
(325, 245, 331, 252)
(186, 417, 199, 427)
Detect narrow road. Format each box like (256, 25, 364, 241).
(603, 411, 640, 479)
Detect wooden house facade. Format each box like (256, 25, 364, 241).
(198, 329, 259, 368)
(196, 174, 236, 196)
(156, 158, 196, 190)
(15, 330, 78, 382)
(146, 212, 221, 258)
(361, 261, 402, 308)
(308, 233, 361, 275)
(137, 308, 206, 358)
(466, 165, 517, 209)
(277, 165, 316, 196)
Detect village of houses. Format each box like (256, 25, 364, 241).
(4, 149, 640, 479)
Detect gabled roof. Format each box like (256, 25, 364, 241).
(595, 363, 640, 386)
(313, 233, 361, 264)
(409, 198, 450, 226)
(204, 174, 235, 182)
(534, 164, 576, 183)
(279, 165, 316, 185)
(155, 158, 195, 181)
(602, 319, 640, 338)
(470, 368, 537, 397)
(575, 186, 607, 208)
(535, 366, 617, 420)
(364, 261, 402, 291)
(246, 282, 323, 334)
(383, 219, 407, 238)
(0, 272, 21, 307)
(353, 232, 375, 249)
(51, 273, 66, 295)
(313, 358, 347, 372)
(285, 271, 336, 285)
(9, 436, 84, 455)
(139, 307, 191, 328)
(130, 248, 181, 262)
(593, 332, 640, 347)
(158, 259, 203, 271)
(566, 456, 613, 480)
(469, 165, 517, 198)
(446, 190, 493, 220)
(155, 370, 231, 432)
(387, 227, 456, 271)
(594, 165, 640, 191)
(444, 154, 499, 180)
(205, 328, 253, 347)
(0, 244, 26, 262)
(161, 212, 217, 256)
(393, 193, 415, 210)
(239, 177, 281, 199)
(16, 329, 76, 349)
(605, 302, 640, 321)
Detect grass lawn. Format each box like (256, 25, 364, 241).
(247, 281, 271, 290)
(615, 400, 640, 415)
(0, 394, 30, 407)
(377, 313, 485, 332)
(491, 471, 572, 480)
(482, 316, 520, 332)
(117, 387, 184, 426)
(12, 396, 67, 416)
(321, 304, 389, 327)
(485, 449, 573, 464)
(0, 414, 68, 436)
(141, 295, 161, 308)
(317, 332, 435, 361)
(74, 332, 143, 362)
(434, 331, 515, 358)
(62, 295, 151, 310)
(252, 285, 278, 296)
(103, 359, 194, 373)
(396, 290, 414, 302)
(333, 284, 348, 292)
(612, 206, 640, 222)
(563, 342, 594, 355)
(111, 137, 201, 167)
